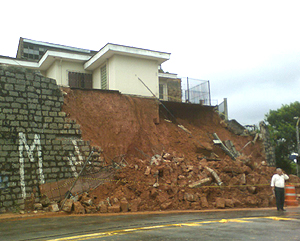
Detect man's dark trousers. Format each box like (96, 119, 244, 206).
(275, 187, 285, 210)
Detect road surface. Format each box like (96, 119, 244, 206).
(0, 207, 299, 241)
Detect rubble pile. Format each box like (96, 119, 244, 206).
(39, 150, 299, 214)
(35, 88, 298, 214)
(86, 152, 276, 213)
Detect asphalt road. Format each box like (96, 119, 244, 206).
(0, 207, 300, 241)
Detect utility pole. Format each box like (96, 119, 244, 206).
(294, 117, 300, 177)
(187, 77, 190, 103)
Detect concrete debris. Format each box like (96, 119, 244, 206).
(212, 133, 237, 160)
(49, 203, 59, 212)
(108, 205, 121, 213)
(216, 197, 226, 209)
(240, 174, 246, 185)
(150, 155, 162, 165)
(162, 152, 173, 160)
(98, 201, 108, 213)
(205, 166, 223, 186)
(144, 166, 151, 175)
(120, 198, 129, 212)
(184, 193, 197, 202)
(178, 125, 191, 134)
(33, 203, 43, 210)
(224, 140, 240, 158)
(200, 196, 209, 208)
(62, 199, 74, 213)
(106, 197, 111, 206)
(188, 178, 212, 188)
(225, 199, 234, 208)
(73, 201, 85, 214)
(24, 149, 299, 215)
(222, 166, 243, 174)
(27, 153, 300, 215)
(226, 119, 247, 135)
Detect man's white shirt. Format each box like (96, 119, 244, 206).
(270, 174, 289, 188)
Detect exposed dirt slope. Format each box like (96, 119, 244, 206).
(61, 88, 300, 212)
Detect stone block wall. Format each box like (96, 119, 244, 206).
(259, 121, 276, 166)
(167, 78, 182, 102)
(0, 65, 93, 212)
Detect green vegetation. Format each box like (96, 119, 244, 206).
(265, 101, 300, 174)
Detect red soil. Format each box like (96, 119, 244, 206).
(61, 88, 300, 212)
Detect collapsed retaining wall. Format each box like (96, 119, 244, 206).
(0, 65, 93, 212)
(259, 121, 276, 167)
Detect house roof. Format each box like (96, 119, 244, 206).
(39, 51, 91, 71)
(1, 38, 171, 71)
(84, 43, 171, 71)
(158, 72, 178, 79)
(0, 55, 39, 69)
(17, 37, 97, 59)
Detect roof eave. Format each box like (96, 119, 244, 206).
(0, 55, 39, 69)
(84, 43, 170, 71)
(38, 50, 92, 71)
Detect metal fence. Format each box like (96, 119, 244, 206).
(181, 77, 211, 105)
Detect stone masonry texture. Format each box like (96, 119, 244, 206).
(0, 65, 92, 213)
(167, 78, 181, 102)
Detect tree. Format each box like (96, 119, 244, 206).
(265, 101, 300, 174)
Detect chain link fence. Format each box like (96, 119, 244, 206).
(181, 77, 211, 105)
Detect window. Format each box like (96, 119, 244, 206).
(159, 84, 164, 99)
(101, 65, 107, 89)
(159, 83, 168, 100)
(68, 72, 92, 89)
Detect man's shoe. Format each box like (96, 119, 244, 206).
(281, 209, 286, 211)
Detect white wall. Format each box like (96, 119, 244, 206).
(45, 60, 91, 87)
(45, 61, 59, 84)
(93, 67, 101, 89)
(44, 56, 159, 96)
(108, 55, 159, 97)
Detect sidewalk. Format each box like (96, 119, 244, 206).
(1, 206, 299, 221)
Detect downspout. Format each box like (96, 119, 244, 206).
(59, 58, 63, 86)
(208, 80, 211, 106)
(106, 58, 109, 89)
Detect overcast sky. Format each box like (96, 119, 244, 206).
(1, 0, 300, 126)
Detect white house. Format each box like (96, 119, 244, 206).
(0, 38, 181, 100)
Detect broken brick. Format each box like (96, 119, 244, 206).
(200, 196, 209, 208)
(216, 198, 225, 209)
(120, 198, 129, 212)
(49, 203, 59, 212)
(98, 201, 108, 213)
(108, 204, 120, 213)
(62, 199, 74, 213)
(74, 201, 85, 214)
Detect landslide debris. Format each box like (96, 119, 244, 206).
(34, 88, 300, 214)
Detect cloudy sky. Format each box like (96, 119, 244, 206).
(1, 0, 300, 125)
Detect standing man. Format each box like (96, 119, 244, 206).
(271, 168, 289, 211)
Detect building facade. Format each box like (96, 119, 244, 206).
(0, 38, 181, 101)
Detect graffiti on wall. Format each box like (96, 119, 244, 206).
(18, 132, 45, 199)
(67, 139, 84, 178)
(17, 133, 84, 199)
